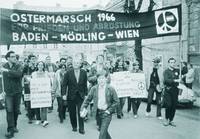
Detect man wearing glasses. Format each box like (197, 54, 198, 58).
(1, 51, 23, 138)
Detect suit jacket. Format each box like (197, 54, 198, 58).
(3, 62, 23, 96)
(61, 69, 88, 101)
(81, 84, 119, 117)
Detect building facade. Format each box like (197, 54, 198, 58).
(186, 0, 200, 94)
(104, 0, 200, 93)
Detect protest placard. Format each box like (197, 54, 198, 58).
(30, 78, 52, 108)
(111, 72, 148, 98)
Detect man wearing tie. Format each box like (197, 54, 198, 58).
(62, 58, 88, 134)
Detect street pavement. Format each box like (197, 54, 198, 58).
(0, 102, 200, 139)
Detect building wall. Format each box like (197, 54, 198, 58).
(105, 0, 200, 92)
(105, 0, 184, 86)
(105, 0, 186, 67)
(187, 0, 200, 94)
(188, 0, 200, 57)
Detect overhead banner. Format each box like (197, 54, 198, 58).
(110, 71, 148, 98)
(0, 5, 181, 44)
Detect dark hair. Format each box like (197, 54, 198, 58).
(96, 67, 109, 78)
(168, 57, 176, 63)
(36, 61, 45, 71)
(46, 56, 51, 59)
(182, 61, 187, 66)
(188, 63, 193, 68)
(115, 58, 125, 68)
(92, 61, 96, 64)
(28, 54, 36, 60)
(67, 56, 73, 60)
(60, 58, 67, 62)
(96, 54, 104, 61)
(124, 61, 130, 65)
(59, 64, 67, 69)
(16, 54, 19, 60)
(5, 51, 15, 60)
(82, 61, 88, 66)
(24, 58, 28, 62)
(132, 60, 139, 66)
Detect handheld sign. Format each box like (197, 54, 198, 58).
(30, 77, 52, 108)
(110, 72, 148, 98)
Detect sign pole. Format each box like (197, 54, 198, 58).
(0, 46, 5, 93)
(0, 8, 5, 95)
(179, 35, 183, 79)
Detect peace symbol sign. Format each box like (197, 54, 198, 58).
(158, 11, 177, 32)
(138, 82, 145, 90)
(155, 8, 179, 34)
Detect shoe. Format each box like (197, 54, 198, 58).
(169, 121, 176, 127)
(157, 116, 163, 120)
(117, 115, 122, 119)
(134, 115, 138, 118)
(5, 131, 14, 138)
(13, 127, 19, 133)
(48, 110, 52, 113)
(42, 121, 49, 127)
(145, 112, 150, 117)
(28, 119, 33, 124)
(163, 120, 169, 126)
(72, 128, 77, 132)
(35, 120, 41, 125)
(60, 119, 63, 123)
(79, 129, 85, 134)
(84, 116, 88, 121)
(97, 126, 100, 131)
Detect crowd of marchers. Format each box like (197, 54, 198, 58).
(0, 51, 195, 139)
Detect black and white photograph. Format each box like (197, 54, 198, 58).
(0, 0, 200, 139)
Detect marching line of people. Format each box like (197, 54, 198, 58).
(0, 51, 195, 139)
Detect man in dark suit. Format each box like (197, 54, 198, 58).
(62, 58, 87, 134)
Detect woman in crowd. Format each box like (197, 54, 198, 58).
(105, 60, 115, 74)
(184, 63, 195, 89)
(114, 58, 126, 119)
(52, 64, 67, 123)
(31, 61, 50, 127)
(130, 61, 143, 118)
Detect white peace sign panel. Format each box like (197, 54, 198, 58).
(155, 8, 179, 35)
